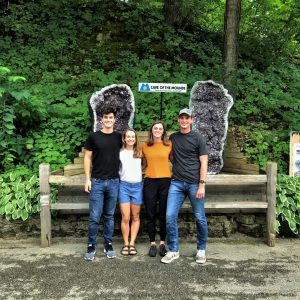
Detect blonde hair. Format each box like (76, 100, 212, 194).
(121, 129, 143, 158)
(146, 120, 170, 146)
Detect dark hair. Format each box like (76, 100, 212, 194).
(101, 105, 116, 117)
(146, 120, 170, 146)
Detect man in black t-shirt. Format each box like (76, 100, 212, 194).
(83, 106, 122, 261)
(161, 108, 209, 264)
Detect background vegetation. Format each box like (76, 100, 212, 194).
(1, 0, 300, 231)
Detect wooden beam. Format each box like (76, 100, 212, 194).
(266, 162, 277, 247)
(49, 174, 267, 186)
(39, 163, 51, 247)
(52, 203, 89, 210)
(52, 201, 267, 211)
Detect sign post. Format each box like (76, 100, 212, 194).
(138, 82, 187, 119)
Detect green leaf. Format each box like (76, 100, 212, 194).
(4, 123, 15, 130)
(0, 66, 11, 74)
(0, 87, 5, 97)
(18, 198, 25, 209)
(12, 210, 19, 220)
(5, 203, 13, 215)
(20, 210, 29, 221)
(9, 172, 16, 182)
(2, 194, 13, 205)
(8, 76, 26, 82)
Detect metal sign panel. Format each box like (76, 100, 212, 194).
(138, 83, 187, 93)
(290, 131, 300, 176)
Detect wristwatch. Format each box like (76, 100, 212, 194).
(199, 180, 206, 184)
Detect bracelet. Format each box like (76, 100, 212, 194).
(199, 180, 206, 184)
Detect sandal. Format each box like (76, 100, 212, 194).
(129, 245, 137, 255)
(121, 245, 129, 256)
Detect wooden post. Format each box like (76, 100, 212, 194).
(39, 163, 51, 247)
(266, 162, 277, 247)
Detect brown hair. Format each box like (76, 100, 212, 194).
(121, 129, 143, 158)
(146, 120, 170, 146)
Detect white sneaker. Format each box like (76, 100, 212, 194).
(161, 251, 179, 264)
(195, 250, 206, 264)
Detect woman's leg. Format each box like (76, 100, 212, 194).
(143, 178, 158, 243)
(129, 204, 141, 246)
(158, 178, 171, 244)
(119, 203, 131, 246)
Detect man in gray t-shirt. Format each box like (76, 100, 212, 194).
(161, 108, 208, 264)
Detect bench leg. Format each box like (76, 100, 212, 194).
(40, 198, 51, 247)
(266, 162, 277, 247)
(39, 164, 51, 247)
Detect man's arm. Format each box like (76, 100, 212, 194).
(84, 150, 93, 193)
(196, 154, 208, 199)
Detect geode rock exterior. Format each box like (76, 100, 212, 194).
(190, 80, 233, 174)
(89, 84, 135, 133)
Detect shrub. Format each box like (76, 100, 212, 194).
(276, 174, 300, 235)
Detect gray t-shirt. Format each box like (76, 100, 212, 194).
(170, 130, 207, 183)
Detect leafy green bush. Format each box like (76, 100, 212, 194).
(0, 66, 27, 171)
(276, 175, 300, 235)
(23, 117, 88, 171)
(232, 125, 289, 174)
(0, 167, 40, 221)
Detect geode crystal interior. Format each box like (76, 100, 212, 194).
(89, 84, 135, 133)
(190, 80, 234, 174)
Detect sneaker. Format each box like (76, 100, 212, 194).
(158, 244, 167, 257)
(148, 245, 157, 257)
(104, 243, 116, 259)
(195, 250, 206, 264)
(84, 244, 96, 261)
(161, 251, 179, 264)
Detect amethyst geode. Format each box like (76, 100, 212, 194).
(89, 84, 134, 133)
(190, 80, 234, 174)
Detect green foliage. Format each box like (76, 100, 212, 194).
(240, 0, 300, 69)
(0, 0, 299, 177)
(276, 174, 300, 235)
(0, 166, 40, 221)
(23, 117, 88, 171)
(0, 66, 27, 171)
(235, 125, 289, 174)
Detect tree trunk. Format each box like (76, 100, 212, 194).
(164, 0, 184, 27)
(223, 0, 241, 98)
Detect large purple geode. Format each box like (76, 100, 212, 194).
(190, 80, 234, 174)
(89, 84, 135, 133)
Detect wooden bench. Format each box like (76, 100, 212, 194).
(39, 131, 277, 247)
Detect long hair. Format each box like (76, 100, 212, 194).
(146, 120, 170, 146)
(121, 128, 143, 158)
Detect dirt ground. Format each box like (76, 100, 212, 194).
(0, 235, 299, 300)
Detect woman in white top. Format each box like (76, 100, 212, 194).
(118, 129, 143, 255)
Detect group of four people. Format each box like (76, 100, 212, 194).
(83, 106, 208, 264)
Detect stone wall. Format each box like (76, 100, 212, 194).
(0, 212, 267, 239)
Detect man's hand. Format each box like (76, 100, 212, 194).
(85, 180, 91, 193)
(196, 184, 205, 199)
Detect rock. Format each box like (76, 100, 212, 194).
(89, 84, 135, 133)
(190, 80, 233, 174)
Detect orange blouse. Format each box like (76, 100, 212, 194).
(142, 142, 172, 178)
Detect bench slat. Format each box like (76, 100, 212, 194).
(49, 174, 268, 186)
(51, 201, 268, 211)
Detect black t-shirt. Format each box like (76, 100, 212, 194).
(84, 131, 122, 179)
(170, 130, 208, 183)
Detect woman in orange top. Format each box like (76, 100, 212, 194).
(142, 120, 172, 257)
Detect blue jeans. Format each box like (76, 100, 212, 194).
(166, 179, 208, 252)
(87, 178, 119, 246)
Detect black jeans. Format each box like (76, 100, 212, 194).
(143, 178, 171, 242)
